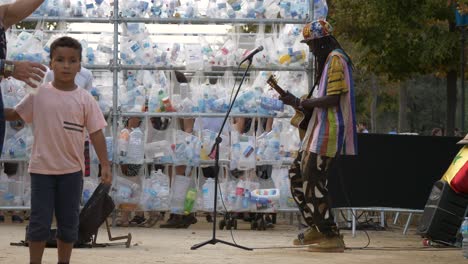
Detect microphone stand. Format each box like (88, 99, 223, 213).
(191, 58, 254, 251)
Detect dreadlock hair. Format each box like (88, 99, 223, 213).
(311, 35, 353, 84)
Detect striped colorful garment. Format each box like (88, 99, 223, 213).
(302, 49, 357, 157)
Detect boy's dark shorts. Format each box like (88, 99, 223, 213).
(27, 171, 83, 243)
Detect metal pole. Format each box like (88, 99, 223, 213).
(462, 26, 466, 132)
(308, 0, 315, 92)
(112, 0, 119, 178)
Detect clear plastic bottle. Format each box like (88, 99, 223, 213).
(183, 188, 197, 214)
(462, 217, 468, 259)
(153, 169, 170, 210)
(126, 127, 144, 164)
(202, 178, 215, 211)
(118, 128, 130, 161)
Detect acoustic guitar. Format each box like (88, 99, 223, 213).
(266, 74, 312, 138)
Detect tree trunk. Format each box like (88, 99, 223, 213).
(398, 83, 408, 133)
(370, 74, 378, 133)
(446, 70, 457, 136)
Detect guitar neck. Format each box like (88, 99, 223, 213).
(268, 82, 286, 96)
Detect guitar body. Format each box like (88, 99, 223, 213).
(267, 75, 312, 139)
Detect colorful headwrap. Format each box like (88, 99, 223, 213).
(301, 19, 333, 43)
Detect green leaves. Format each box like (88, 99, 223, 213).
(332, 0, 458, 81)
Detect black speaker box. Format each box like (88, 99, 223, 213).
(417, 180, 468, 245)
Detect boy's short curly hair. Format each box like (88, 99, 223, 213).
(49, 36, 82, 61)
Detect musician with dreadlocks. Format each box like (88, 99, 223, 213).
(279, 19, 357, 253)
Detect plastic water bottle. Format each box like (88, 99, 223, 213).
(153, 169, 170, 209)
(462, 217, 468, 259)
(127, 127, 144, 164)
(105, 136, 113, 161)
(202, 178, 215, 211)
(118, 128, 130, 161)
(183, 188, 197, 215)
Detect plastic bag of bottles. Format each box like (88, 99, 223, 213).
(95, 33, 114, 64)
(218, 177, 237, 212)
(256, 128, 281, 163)
(145, 140, 174, 163)
(3, 126, 33, 159)
(230, 131, 256, 171)
(121, 0, 151, 18)
(183, 173, 199, 215)
(1, 78, 27, 108)
(169, 174, 191, 215)
(313, 0, 328, 20)
(199, 129, 229, 160)
(271, 167, 296, 209)
(176, 0, 198, 18)
(140, 169, 170, 211)
(173, 130, 201, 166)
(184, 44, 204, 71)
(112, 175, 141, 206)
(82, 177, 98, 204)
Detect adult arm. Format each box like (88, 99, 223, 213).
(89, 130, 112, 185)
(2, 0, 45, 29)
(3, 108, 22, 121)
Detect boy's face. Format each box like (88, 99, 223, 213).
(49, 47, 81, 83)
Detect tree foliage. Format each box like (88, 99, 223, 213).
(331, 0, 458, 80)
(330, 0, 461, 133)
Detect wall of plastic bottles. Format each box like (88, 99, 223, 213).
(0, 0, 329, 213)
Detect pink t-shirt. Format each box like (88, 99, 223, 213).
(15, 82, 107, 175)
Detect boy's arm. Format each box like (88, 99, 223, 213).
(4, 108, 23, 121)
(89, 130, 112, 185)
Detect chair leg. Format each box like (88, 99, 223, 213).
(352, 208, 356, 238)
(403, 213, 413, 235)
(393, 212, 400, 225)
(380, 211, 385, 228)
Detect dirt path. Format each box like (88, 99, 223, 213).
(0, 218, 463, 264)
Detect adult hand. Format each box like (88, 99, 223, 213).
(12, 61, 47, 88)
(100, 164, 113, 185)
(279, 91, 300, 108)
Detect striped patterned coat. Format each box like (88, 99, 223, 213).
(302, 49, 358, 157)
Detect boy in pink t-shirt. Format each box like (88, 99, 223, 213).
(4, 36, 111, 264)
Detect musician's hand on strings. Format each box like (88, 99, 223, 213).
(279, 91, 300, 108)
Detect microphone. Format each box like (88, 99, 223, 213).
(239, 46, 264, 65)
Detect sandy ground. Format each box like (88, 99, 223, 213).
(0, 215, 464, 264)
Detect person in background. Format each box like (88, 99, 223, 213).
(357, 122, 369, 133)
(279, 19, 357, 252)
(431, 127, 443, 136)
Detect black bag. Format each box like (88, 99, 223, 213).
(78, 183, 115, 244)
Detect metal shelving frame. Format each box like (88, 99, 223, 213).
(0, 0, 313, 211)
